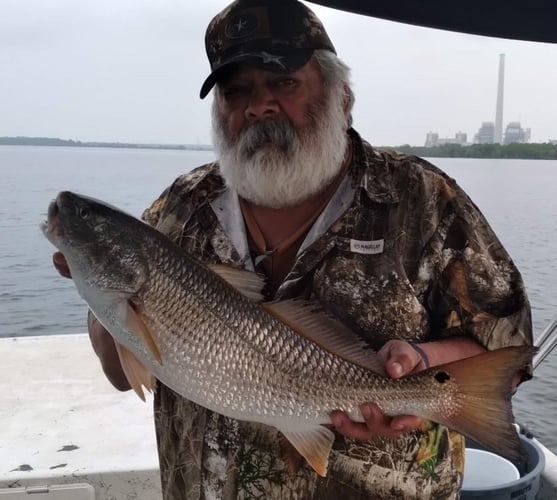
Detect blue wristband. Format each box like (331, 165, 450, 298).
(410, 343, 430, 369)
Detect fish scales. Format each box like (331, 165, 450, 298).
(139, 244, 457, 424)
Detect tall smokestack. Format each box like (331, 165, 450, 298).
(494, 54, 505, 144)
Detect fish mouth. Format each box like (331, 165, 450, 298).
(41, 197, 62, 238)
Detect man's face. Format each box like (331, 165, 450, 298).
(212, 57, 349, 209)
(216, 60, 326, 142)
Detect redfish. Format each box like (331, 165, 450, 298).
(41, 191, 535, 476)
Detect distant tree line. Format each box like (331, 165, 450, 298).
(3, 136, 557, 158)
(0, 137, 78, 146)
(390, 142, 557, 159)
(0, 136, 213, 151)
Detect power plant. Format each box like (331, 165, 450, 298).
(494, 54, 505, 144)
(425, 54, 531, 146)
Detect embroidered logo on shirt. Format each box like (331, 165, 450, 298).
(350, 238, 384, 255)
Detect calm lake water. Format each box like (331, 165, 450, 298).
(1, 145, 556, 451)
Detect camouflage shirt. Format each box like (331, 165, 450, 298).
(143, 129, 532, 500)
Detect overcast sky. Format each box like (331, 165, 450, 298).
(2, 0, 557, 147)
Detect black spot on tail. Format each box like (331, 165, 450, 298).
(435, 371, 451, 384)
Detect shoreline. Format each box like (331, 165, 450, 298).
(2, 138, 557, 159)
(0, 137, 213, 151)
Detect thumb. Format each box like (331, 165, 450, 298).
(384, 342, 421, 378)
(386, 357, 405, 378)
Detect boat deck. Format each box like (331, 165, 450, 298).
(0, 334, 162, 499)
(2, 334, 557, 499)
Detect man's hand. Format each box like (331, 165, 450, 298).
(53, 251, 71, 278)
(330, 339, 425, 440)
(88, 313, 131, 391)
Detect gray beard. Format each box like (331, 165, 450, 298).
(212, 90, 349, 209)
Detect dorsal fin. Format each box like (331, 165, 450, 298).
(207, 264, 265, 302)
(262, 300, 385, 375)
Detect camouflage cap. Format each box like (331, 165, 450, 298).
(199, 0, 336, 99)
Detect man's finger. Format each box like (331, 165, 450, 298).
(390, 415, 423, 432)
(385, 347, 422, 378)
(331, 410, 385, 440)
(361, 403, 383, 430)
(330, 406, 404, 440)
(361, 403, 404, 438)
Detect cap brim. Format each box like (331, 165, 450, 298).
(199, 49, 314, 99)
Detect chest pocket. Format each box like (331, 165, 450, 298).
(313, 243, 429, 349)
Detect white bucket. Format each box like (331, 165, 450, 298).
(462, 449, 520, 489)
(461, 435, 545, 499)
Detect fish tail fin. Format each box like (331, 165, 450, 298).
(435, 345, 536, 462)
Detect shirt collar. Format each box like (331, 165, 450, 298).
(209, 128, 399, 267)
(209, 187, 254, 270)
(348, 128, 399, 205)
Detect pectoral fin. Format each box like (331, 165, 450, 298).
(279, 426, 335, 477)
(114, 341, 156, 401)
(126, 301, 161, 363)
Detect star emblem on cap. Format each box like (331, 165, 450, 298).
(225, 13, 258, 39)
(235, 17, 248, 32)
(259, 52, 286, 68)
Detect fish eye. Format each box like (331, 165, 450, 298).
(78, 207, 90, 219)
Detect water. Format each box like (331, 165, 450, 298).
(1, 147, 556, 451)
(0, 146, 214, 338)
(432, 158, 557, 453)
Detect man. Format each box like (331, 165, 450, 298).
(53, 0, 533, 498)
